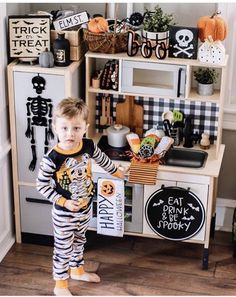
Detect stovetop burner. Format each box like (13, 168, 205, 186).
(97, 136, 131, 161)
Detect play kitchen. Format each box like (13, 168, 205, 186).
(86, 51, 227, 270)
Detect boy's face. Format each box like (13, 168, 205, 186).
(53, 116, 88, 150)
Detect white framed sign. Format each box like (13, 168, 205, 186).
(8, 15, 50, 59)
(53, 11, 89, 31)
(97, 178, 124, 237)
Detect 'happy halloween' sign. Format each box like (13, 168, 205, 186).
(8, 15, 51, 59)
(145, 186, 205, 241)
(97, 178, 124, 237)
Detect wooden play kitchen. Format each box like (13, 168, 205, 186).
(85, 51, 228, 269)
(7, 51, 227, 270)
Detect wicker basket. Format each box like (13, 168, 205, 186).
(83, 29, 128, 54)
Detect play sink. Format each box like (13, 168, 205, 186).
(164, 147, 208, 168)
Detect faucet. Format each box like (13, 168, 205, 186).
(183, 115, 194, 148)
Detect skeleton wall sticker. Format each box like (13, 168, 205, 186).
(25, 74, 54, 171)
(169, 26, 198, 59)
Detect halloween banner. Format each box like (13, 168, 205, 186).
(97, 178, 124, 237)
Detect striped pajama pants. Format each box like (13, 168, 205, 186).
(52, 204, 92, 280)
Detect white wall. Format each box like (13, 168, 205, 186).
(0, 3, 14, 262)
(0, 2, 31, 262)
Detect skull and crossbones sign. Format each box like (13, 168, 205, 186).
(173, 29, 194, 58)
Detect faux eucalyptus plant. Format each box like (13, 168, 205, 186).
(143, 5, 175, 32)
(193, 68, 219, 84)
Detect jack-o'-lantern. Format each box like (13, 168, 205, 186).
(88, 16, 108, 33)
(101, 180, 115, 197)
(197, 12, 228, 42)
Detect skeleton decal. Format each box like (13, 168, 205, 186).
(25, 74, 54, 171)
(169, 26, 198, 59)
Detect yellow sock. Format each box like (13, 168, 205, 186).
(54, 280, 72, 296)
(70, 266, 84, 276)
(70, 267, 100, 283)
(55, 279, 68, 289)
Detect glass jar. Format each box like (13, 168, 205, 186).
(53, 33, 70, 66)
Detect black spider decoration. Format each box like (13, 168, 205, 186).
(25, 74, 54, 171)
(128, 12, 144, 27)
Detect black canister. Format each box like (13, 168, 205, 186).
(53, 33, 70, 66)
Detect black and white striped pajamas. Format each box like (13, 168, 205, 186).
(36, 138, 118, 280)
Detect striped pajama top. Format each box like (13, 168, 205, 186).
(36, 138, 118, 212)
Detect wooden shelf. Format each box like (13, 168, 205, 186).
(188, 89, 220, 103)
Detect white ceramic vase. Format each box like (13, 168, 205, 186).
(142, 30, 169, 49)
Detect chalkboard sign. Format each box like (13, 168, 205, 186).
(145, 186, 205, 241)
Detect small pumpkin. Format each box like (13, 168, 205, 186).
(197, 12, 228, 42)
(88, 16, 108, 33)
(39, 48, 54, 68)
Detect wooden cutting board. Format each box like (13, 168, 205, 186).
(116, 96, 143, 137)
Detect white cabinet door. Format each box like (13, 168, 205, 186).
(14, 71, 65, 183)
(143, 180, 208, 242)
(177, 181, 208, 241)
(19, 185, 53, 236)
(143, 180, 176, 235)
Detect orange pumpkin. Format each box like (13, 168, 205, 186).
(197, 12, 228, 42)
(88, 17, 108, 33)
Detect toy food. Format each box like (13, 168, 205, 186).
(88, 16, 108, 33)
(140, 134, 160, 149)
(126, 133, 140, 154)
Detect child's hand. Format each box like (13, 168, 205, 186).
(113, 167, 125, 179)
(64, 200, 83, 212)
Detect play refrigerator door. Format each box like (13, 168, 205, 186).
(13, 71, 64, 183)
(8, 60, 83, 242)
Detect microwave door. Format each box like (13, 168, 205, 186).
(121, 60, 186, 98)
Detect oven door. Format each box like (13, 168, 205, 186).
(90, 172, 144, 233)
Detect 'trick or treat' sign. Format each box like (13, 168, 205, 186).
(145, 186, 205, 241)
(97, 178, 124, 237)
(8, 15, 50, 59)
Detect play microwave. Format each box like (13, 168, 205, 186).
(121, 60, 186, 98)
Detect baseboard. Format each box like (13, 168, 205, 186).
(0, 235, 15, 262)
(216, 197, 236, 232)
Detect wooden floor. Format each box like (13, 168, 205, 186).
(1, 231, 236, 295)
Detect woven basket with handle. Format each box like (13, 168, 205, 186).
(83, 29, 128, 54)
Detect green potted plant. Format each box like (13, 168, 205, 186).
(142, 5, 175, 48)
(193, 67, 219, 96)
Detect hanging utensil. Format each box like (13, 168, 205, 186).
(100, 96, 108, 125)
(163, 119, 172, 137)
(105, 96, 112, 125)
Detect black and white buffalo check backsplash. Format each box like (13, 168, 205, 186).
(96, 94, 219, 143)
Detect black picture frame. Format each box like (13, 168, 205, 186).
(8, 15, 51, 59)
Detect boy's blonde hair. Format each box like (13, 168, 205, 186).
(53, 97, 89, 123)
